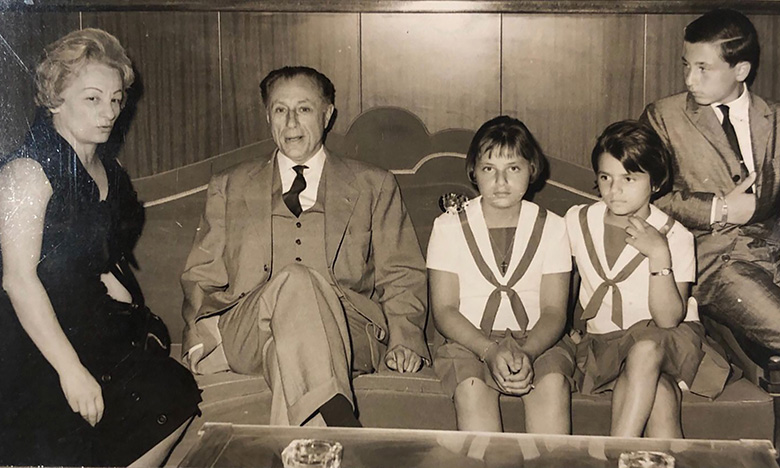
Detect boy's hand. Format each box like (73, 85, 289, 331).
(625, 216, 672, 269)
(725, 172, 757, 225)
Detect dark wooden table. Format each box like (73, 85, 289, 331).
(180, 423, 779, 468)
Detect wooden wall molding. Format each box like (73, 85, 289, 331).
(2, 7, 778, 177)
(8, 0, 780, 14)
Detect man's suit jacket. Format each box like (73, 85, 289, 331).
(641, 91, 780, 301)
(181, 149, 429, 373)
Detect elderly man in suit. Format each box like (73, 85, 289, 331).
(641, 9, 780, 353)
(181, 66, 429, 427)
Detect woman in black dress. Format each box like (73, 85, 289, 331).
(0, 28, 200, 466)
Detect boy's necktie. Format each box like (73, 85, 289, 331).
(283, 165, 308, 217)
(718, 104, 752, 193)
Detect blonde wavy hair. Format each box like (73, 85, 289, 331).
(35, 28, 134, 111)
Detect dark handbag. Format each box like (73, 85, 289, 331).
(109, 256, 171, 356)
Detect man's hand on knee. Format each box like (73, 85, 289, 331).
(385, 344, 423, 373)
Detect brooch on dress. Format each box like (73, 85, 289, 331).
(438, 192, 470, 214)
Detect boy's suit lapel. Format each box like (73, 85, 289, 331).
(685, 93, 744, 182)
(324, 151, 359, 267)
(748, 93, 773, 197)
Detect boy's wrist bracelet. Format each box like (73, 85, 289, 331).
(715, 196, 728, 228)
(479, 340, 499, 362)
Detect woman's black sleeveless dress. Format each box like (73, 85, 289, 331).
(0, 113, 201, 466)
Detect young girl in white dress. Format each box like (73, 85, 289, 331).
(565, 120, 725, 438)
(428, 116, 574, 434)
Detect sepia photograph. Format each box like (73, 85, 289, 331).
(0, 0, 779, 466)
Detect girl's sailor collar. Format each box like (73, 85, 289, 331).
(585, 201, 673, 275)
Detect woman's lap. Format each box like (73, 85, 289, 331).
(2, 316, 201, 466)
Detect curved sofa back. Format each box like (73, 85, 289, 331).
(131, 107, 597, 344)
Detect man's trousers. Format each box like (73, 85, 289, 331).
(218, 264, 383, 425)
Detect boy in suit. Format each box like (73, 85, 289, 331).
(641, 9, 780, 353)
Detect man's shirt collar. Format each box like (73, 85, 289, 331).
(277, 145, 327, 175)
(712, 83, 749, 122)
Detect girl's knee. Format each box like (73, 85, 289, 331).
(526, 373, 570, 410)
(533, 373, 570, 394)
(625, 340, 664, 371)
(454, 378, 494, 405)
(454, 378, 499, 423)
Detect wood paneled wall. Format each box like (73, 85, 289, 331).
(503, 15, 645, 167)
(1, 10, 779, 177)
(0, 12, 78, 152)
(362, 14, 501, 134)
(82, 12, 222, 177)
(220, 12, 361, 150)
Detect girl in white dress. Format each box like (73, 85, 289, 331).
(565, 120, 725, 438)
(428, 116, 574, 433)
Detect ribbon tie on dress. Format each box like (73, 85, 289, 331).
(578, 206, 675, 328)
(459, 208, 547, 333)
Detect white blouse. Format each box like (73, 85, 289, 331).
(565, 201, 699, 335)
(427, 197, 571, 331)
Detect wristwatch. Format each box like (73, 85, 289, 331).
(650, 268, 673, 277)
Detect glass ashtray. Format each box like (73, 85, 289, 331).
(618, 450, 675, 468)
(281, 438, 343, 468)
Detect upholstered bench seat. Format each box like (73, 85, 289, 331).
(165, 344, 775, 466)
(143, 109, 777, 467)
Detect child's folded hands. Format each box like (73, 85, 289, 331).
(486, 336, 535, 395)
